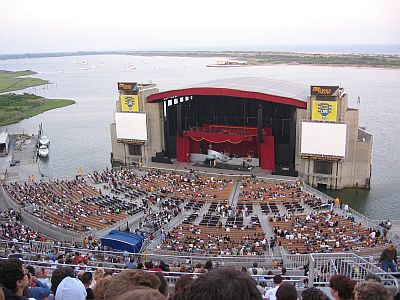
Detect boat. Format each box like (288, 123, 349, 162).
(38, 145, 49, 158)
(39, 136, 50, 146)
(206, 60, 248, 67)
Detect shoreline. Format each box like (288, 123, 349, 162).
(0, 70, 75, 126)
(1, 50, 400, 69)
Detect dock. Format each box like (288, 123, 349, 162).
(0, 134, 41, 182)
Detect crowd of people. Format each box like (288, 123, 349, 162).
(271, 211, 387, 254)
(0, 209, 50, 243)
(3, 178, 129, 233)
(1, 167, 399, 300)
(0, 257, 396, 300)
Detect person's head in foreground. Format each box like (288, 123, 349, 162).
(55, 276, 87, 300)
(354, 281, 392, 300)
(0, 258, 30, 298)
(276, 282, 298, 300)
(104, 269, 161, 300)
(330, 275, 356, 300)
(301, 287, 328, 300)
(93, 277, 113, 300)
(183, 267, 262, 300)
(116, 287, 167, 300)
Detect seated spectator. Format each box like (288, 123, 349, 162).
(55, 276, 87, 300)
(248, 262, 263, 276)
(276, 283, 297, 300)
(116, 287, 167, 300)
(364, 273, 382, 283)
(264, 275, 283, 300)
(93, 277, 113, 300)
(154, 272, 169, 298)
(51, 267, 75, 296)
(329, 275, 355, 300)
(26, 265, 52, 300)
(172, 274, 194, 300)
(90, 268, 105, 288)
(183, 267, 262, 300)
(104, 270, 161, 300)
(0, 258, 30, 300)
(80, 272, 95, 299)
(354, 281, 392, 300)
(301, 287, 328, 300)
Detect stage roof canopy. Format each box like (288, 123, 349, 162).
(147, 77, 309, 108)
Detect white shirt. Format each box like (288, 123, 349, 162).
(264, 285, 280, 300)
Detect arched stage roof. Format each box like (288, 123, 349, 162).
(147, 77, 309, 109)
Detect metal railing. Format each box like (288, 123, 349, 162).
(308, 253, 400, 294)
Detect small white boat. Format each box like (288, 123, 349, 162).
(38, 145, 49, 158)
(39, 136, 50, 146)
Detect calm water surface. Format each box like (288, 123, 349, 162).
(1, 55, 399, 219)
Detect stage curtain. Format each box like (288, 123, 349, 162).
(259, 135, 275, 170)
(185, 132, 253, 144)
(176, 134, 190, 162)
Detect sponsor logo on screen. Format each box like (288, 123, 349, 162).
(120, 95, 139, 112)
(310, 86, 339, 96)
(312, 101, 337, 121)
(118, 82, 137, 91)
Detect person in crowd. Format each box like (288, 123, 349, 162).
(329, 275, 355, 300)
(90, 268, 105, 288)
(25, 265, 52, 300)
(50, 267, 75, 296)
(182, 267, 262, 300)
(249, 262, 263, 276)
(34, 267, 51, 288)
(301, 287, 328, 300)
(0, 287, 5, 300)
(204, 260, 213, 272)
(276, 283, 297, 300)
(171, 274, 194, 300)
(80, 272, 95, 299)
(264, 275, 283, 300)
(116, 288, 167, 300)
(0, 258, 30, 300)
(55, 276, 87, 300)
(379, 243, 398, 273)
(154, 272, 169, 298)
(92, 277, 113, 300)
(364, 273, 382, 283)
(104, 270, 161, 300)
(353, 281, 392, 300)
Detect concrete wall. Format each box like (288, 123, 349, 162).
(296, 92, 373, 189)
(141, 88, 165, 164)
(110, 85, 163, 166)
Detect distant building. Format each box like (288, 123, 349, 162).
(110, 78, 373, 189)
(0, 132, 9, 156)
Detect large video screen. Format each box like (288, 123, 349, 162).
(115, 112, 147, 141)
(300, 121, 347, 158)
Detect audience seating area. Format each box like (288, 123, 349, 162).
(160, 224, 265, 255)
(270, 212, 386, 254)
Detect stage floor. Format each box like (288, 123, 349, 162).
(193, 161, 253, 172)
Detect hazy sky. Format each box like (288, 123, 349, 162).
(1, 0, 399, 54)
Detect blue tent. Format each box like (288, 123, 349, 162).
(100, 230, 144, 253)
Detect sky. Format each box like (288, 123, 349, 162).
(1, 0, 400, 54)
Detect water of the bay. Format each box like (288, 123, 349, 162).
(0, 55, 399, 219)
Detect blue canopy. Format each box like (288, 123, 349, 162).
(100, 230, 144, 253)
